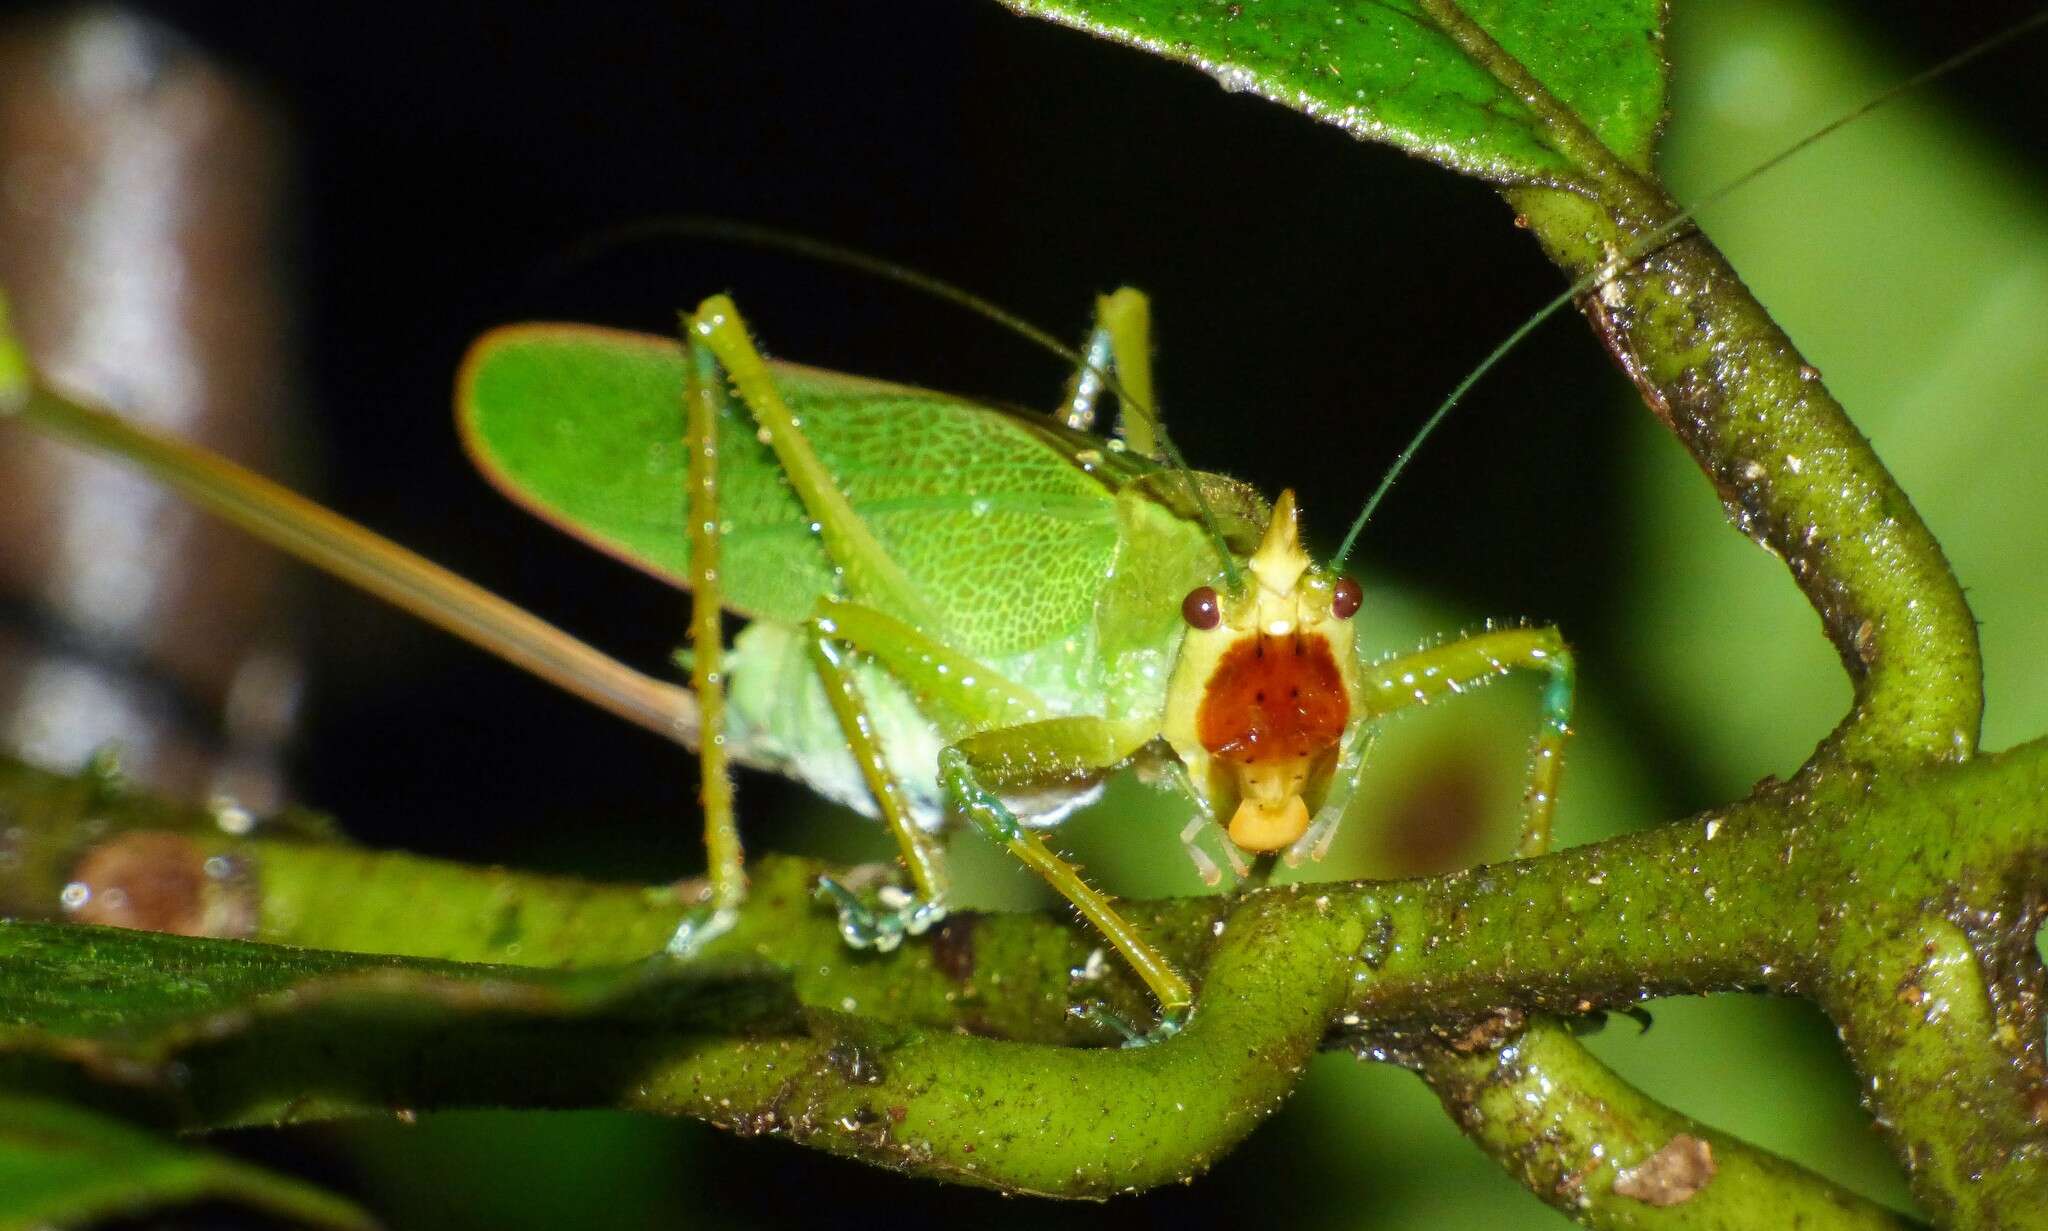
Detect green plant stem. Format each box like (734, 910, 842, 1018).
(4, 744, 2043, 1210)
(1491, 180, 2014, 1227)
(1418, 1, 1982, 770)
(1416, 10, 2007, 1216)
(1324, 12, 2001, 1216)
(1408, 1018, 1919, 1229)
(1506, 186, 1983, 770)
(10, 751, 2043, 1033)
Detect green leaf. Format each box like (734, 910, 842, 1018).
(999, 0, 1667, 183)
(0, 920, 799, 1118)
(456, 323, 1138, 657)
(0, 1092, 374, 1231)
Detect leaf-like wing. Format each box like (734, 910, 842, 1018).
(458, 324, 1135, 658)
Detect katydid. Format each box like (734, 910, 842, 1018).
(454, 292, 1575, 1036)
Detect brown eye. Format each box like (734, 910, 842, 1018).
(1332, 577, 1362, 620)
(1181, 585, 1221, 630)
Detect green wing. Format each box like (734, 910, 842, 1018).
(458, 323, 1138, 659)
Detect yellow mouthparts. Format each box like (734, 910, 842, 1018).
(1228, 794, 1309, 852)
(1225, 757, 1314, 852)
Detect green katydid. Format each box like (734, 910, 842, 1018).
(0, 264, 1574, 1041)
(453, 289, 1575, 1036)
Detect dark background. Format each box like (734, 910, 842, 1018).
(7, 1, 2042, 1227)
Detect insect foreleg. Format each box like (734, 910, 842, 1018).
(668, 318, 746, 955)
(1357, 625, 1576, 859)
(939, 719, 1191, 1036)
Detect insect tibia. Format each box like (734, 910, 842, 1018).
(1058, 314, 1118, 434)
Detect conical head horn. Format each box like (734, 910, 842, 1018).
(1248, 489, 1309, 595)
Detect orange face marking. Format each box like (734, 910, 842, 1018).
(1195, 632, 1350, 764)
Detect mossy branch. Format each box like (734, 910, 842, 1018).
(1434, 7, 2021, 1222)
(5, 735, 2044, 1219)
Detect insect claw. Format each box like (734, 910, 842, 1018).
(816, 876, 879, 947)
(1143, 1006, 1189, 1046)
(1285, 813, 1342, 868)
(1070, 1001, 1189, 1048)
(901, 900, 946, 937)
(817, 875, 946, 950)
(1070, 1001, 1142, 1044)
(666, 905, 738, 959)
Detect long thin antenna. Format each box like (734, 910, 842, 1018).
(560, 219, 1087, 377)
(1330, 9, 2048, 567)
(553, 218, 1246, 587)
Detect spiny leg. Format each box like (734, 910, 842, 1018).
(799, 590, 1183, 1018)
(686, 295, 944, 633)
(686, 295, 973, 942)
(669, 318, 745, 954)
(1356, 625, 1575, 859)
(939, 718, 1192, 1038)
(805, 596, 1052, 945)
(1056, 303, 1117, 433)
(805, 628, 947, 951)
